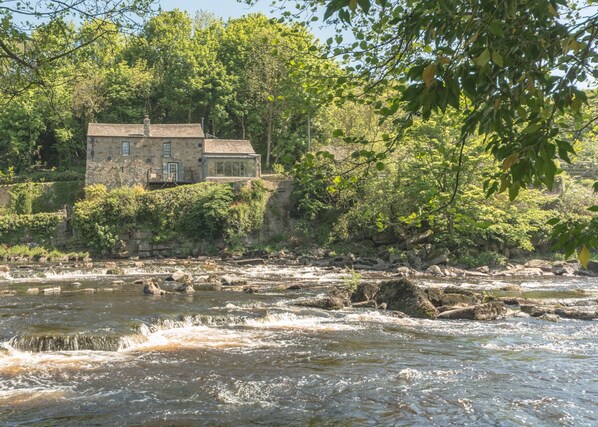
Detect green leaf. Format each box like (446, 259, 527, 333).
(491, 51, 504, 67)
(508, 182, 520, 201)
(375, 162, 385, 171)
(475, 48, 491, 67)
(546, 218, 560, 225)
(489, 20, 505, 38)
(333, 129, 344, 137)
(578, 245, 590, 269)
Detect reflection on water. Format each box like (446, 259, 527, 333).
(0, 263, 597, 426)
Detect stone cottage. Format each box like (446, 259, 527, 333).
(85, 116, 261, 188)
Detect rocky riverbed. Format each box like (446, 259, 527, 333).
(1, 258, 597, 425)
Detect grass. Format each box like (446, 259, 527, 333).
(0, 244, 89, 261)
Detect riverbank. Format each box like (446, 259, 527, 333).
(1, 260, 597, 425)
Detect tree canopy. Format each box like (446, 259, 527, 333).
(245, 0, 598, 264)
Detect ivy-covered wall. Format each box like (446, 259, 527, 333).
(0, 181, 84, 214)
(71, 180, 271, 254)
(0, 212, 62, 246)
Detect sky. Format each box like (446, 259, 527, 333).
(157, 0, 337, 41)
(159, 0, 278, 21)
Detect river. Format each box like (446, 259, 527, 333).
(1, 261, 597, 426)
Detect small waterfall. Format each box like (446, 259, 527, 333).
(4, 314, 251, 354)
(136, 314, 250, 336)
(8, 334, 128, 352)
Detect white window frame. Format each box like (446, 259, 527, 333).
(163, 142, 171, 158)
(167, 162, 179, 181)
(121, 141, 130, 156)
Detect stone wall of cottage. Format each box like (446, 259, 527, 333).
(86, 136, 202, 188)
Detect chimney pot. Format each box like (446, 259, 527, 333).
(143, 115, 151, 137)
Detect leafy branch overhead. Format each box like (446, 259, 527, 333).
(246, 0, 597, 265)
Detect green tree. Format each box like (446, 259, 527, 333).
(246, 0, 598, 264)
(0, 0, 156, 102)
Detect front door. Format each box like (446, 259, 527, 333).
(167, 162, 179, 181)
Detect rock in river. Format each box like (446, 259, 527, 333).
(143, 280, 166, 295)
(295, 287, 351, 311)
(169, 270, 193, 284)
(374, 279, 438, 319)
(436, 301, 506, 321)
(175, 283, 195, 294)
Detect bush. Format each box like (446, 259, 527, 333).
(72, 181, 269, 253)
(0, 213, 61, 245)
(455, 251, 507, 268)
(7, 181, 84, 214)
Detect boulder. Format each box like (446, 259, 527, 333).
(440, 292, 480, 307)
(352, 300, 378, 308)
(426, 248, 450, 266)
(374, 279, 438, 319)
(554, 308, 597, 321)
(175, 283, 195, 294)
(519, 304, 548, 317)
(395, 266, 415, 277)
(425, 287, 445, 306)
(243, 286, 259, 294)
(43, 287, 61, 295)
(294, 287, 351, 311)
(221, 276, 248, 287)
(0, 265, 10, 273)
(538, 313, 561, 322)
(436, 301, 506, 320)
(109, 280, 125, 286)
(287, 284, 302, 291)
(425, 265, 444, 276)
(552, 262, 575, 276)
(69, 282, 82, 288)
(26, 288, 40, 294)
(295, 296, 348, 310)
(170, 270, 193, 284)
(196, 283, 222, 292)
(524, 259, 553, 272)
(143, 281, 166, 295)
(351, 282, 380, 303)
(400, 230, 433, 248)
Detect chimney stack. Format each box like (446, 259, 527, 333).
(143, 115, 151, 137)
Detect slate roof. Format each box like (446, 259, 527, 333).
(204, 139, 256, 154)
(87, 123, 205, 138)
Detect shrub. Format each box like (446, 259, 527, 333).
(455, 251, 507, 268)
(0, 213, 61, 245)
(72, 181, 269, 253)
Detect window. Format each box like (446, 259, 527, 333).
(163, 142, 171, 158)
(216, 161, 225, 175)
(121, 141, 130, 156)
(167, 162, 178, 180)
